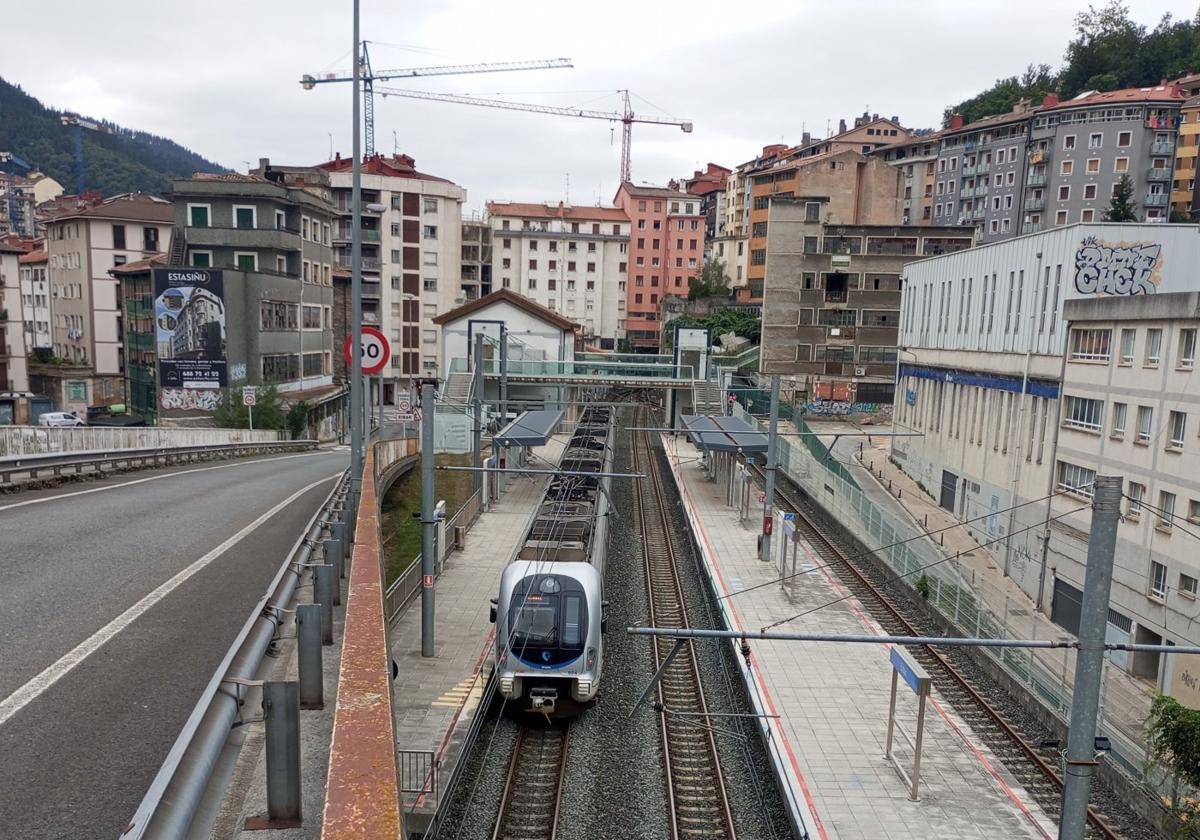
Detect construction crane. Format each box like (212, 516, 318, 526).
(374, 86, 692, 183)
(300, 42, 572, 156)
(60, 114, 113, 194)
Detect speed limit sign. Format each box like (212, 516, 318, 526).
(344, 326, 391, 375)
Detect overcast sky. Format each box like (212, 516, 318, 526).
(5, 0, 1197, 213)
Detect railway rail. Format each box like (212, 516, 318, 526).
(634, 410, 737, 840)
(491, 725, 570, 840)
(748, 462, 1124, 840)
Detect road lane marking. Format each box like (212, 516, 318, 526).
(0, 471, 343, 729)
(0, 450, 344, 513)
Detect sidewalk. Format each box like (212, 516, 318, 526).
(662, 435, 1056, 840)
(809, 419, 1153, 771)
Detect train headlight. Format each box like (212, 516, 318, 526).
(500, 676, 515, 696)
(586, 647, 596, 670)
(577, 680, 592, 698)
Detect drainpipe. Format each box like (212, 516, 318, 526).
(1035, 316, 1070, 612)
(1004, 250, 1043, 579)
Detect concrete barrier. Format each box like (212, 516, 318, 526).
(0, 425, 281, 457)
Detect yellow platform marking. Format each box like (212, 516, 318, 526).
(430, 673, 485, 708)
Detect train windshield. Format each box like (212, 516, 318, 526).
(508, 575, 588, 663)
(511, 601, 557, 647)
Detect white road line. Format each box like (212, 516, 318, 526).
(0, 471, 342, 728)
(0, 450, 343, 513)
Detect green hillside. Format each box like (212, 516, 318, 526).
(0, 77, 225, 196)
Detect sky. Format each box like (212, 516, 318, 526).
(4, 0, 1198, 213)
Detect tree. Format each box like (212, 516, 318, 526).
(1145, 693, 1200, 835)
(688, 259, 732, 301)
(1104, 174, 1138, 221)
(212, 381, 287, 430)
(286, 401, 310, 439)
(942, 64, 1057, 127)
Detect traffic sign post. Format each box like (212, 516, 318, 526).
(343, 326, 392, 375)
(243, 387, 257, 432)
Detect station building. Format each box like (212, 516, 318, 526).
(892, 222, 1200, 693)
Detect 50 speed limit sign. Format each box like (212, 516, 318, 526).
(344, 326, 392, 375)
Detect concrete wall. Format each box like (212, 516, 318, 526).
(0, 424, 280, 456)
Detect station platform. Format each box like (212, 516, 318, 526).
(388, 435, 566, 834)
(660, 433, 1057, 840)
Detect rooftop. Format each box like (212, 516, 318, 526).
(47, 193, 174, 224)
(486, 201, 629, 223)
(1046, 84, 1186, 110)
(317, 153, 454, 184)
(617, 182, 691, 199)
(108, 253, 168, 274)
(430, 287, 579, 331)
(18, 247, 46, 264)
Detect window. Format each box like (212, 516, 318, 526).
(1081, 209, 1095, 222)
(423, 197, 438, 213)
(191, 251, 212, 268)
(1083, 184, 1097, 199)
(1087, 132, 1102, 149)
(1057, 461, 1097, 497)
(1111, 402, 1127, 438)
(423, 225, 438, 239)
(112, 224, 126, 249)
(1181, 573, 1198, 598)
(234, 205, 256, 229)
(1146, 328, 1162, 366)
(1085, 159, 1100, 175)
(805, 202, 821, 222)
(1058, 185, 1070, 201)
(423, 278, 437, 292)
(235, 252, 257, 272)
(1127, 481, 1145, 518)
(1119, 329, 1135, 364)
(1064, 396, 1104, 431)
(1168, 411, 1187, 449)
(530, 240, 539, 251)
(187, 204, 211, 228)
(1180, 329, 1196, 368)
(302, 217, 309, 239)
(503, 238, 512, 248)
(1069, 327, 1111, 361)
(1117, 131, 1132, 147)
(1060, 160, 1073, 176)
(67, 381, 87, 402)
(423, 251, 437, 266)
(1114, 157, 1129, 173)
(1063, 135, 1076, 150)
(1055, 210, 1068, 225)
(1137, 405, 1153, 442)
(113, 254, 127, 266)
(1151, 560, 1169, 596)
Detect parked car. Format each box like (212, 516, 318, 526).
(37, 411, 85, 427)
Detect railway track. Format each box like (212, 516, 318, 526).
(491, 724, 570, 840)
(748, 462, 1124, 840)
(633, 410, 737, 840)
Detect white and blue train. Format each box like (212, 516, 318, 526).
(490, 407, 614, 717)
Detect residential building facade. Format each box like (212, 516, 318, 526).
(714, 144, 789, 292)
(685, 162, 731, 251)
(760, 199, 972, 401)
(0, 240, 32, 423)
(613, 182, 705, 350)
(1172, 96, 1200, 217)
(319, 154, 466, 390)
(18, 246, 50, 351)
(461, 217, 492, 301)
(875, 132, 943, 226)
(747, 150, 904, 301)
(892, 223, 1200, 616)
(40, 193, 174, 409)
(487, 201, 630, 349)
(173, 169, 336, 402)
(1053, 292, 1200, 701)
(792, 113, 911, 160)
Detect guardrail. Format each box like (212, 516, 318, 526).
(0, 425, 282, 457)
(0, 441, 317, 487)
(120, 470, 351, 838)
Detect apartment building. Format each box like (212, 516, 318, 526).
(685, 163, 732, 250)
(918, 84, 1184, 244)
(0, 240, 32, 424)
(488, 201, 630, 349)
(760, 198, 972, 401)
(0, 171, 62, 238)
(39, 193, 174, 409)
(17, 246, 50, 350)
(714, 145, 789, 293)
(875, 132, 943, 226)
(461, 218, 492, 300)
(1050, 292, 1200, 699)
(172, 169, 336, 399)
(613, 183, 705, 350)
(892, 223, 1200, 613)
(792, 113, 911, 160)
(1171, 96, 1200, 217)
(319, 154, 465, 387)
(746, 150, 904, 301)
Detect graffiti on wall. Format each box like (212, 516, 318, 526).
(803, 400, 894, 416)
(1073, 237, 1162, 296)
(229, 362, 247, 382)
(161, 388, 222, 411)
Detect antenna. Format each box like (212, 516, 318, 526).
(565, 173, 570, 204)
(393, 130, 399, 155)
(327, 132, 333, 159)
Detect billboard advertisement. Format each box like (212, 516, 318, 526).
(152, 268, 227, 390)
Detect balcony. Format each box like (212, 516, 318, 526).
(1145, 193, 1169, 206)
(1025, 196, 1045, 211)
(1147, 168, 1172, 182)
(974, 185, 988, 197)
(826, 326, 856, 343)
(972, 208, 986, 220)
(975, 162, 990, 174)
(335, 255, 382, 271)
(1151, 139, 1175, 156)
(824, 289, 848, 303)
(184, 226, 301, 252)
(1028, 172, 1047, 187)
(963, 164, 977, 177)
(361, 281, 382, 298)
(1022, 222, 1042, 234)
(333, 228, 382, 243)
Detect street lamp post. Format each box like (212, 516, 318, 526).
(349, 0, 364, 510)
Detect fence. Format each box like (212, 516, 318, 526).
(731, 401, 1152, 786)
(0, 425, 281, 457)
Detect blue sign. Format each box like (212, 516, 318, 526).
(905, 388, 917, 407)
(782, 512, 796, 537)
(890, 647, 929, 695)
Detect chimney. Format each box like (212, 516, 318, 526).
(873, 113, 879, 121)
(1041, 93, 1060, 108)
(950, 113, 964, 130)
(891, 115, 898, 123)
(838, 118, 847, 134)
(802, 131, 811, 146)
(258, 157, 269, 172)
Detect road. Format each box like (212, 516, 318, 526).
(0, 448, 348, 840)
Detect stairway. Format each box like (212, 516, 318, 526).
(691, 377, 723, 415)
(439, 370, 473, 413)
(167, 226, 187, 266)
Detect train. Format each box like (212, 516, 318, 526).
(490, 406, 614, 717)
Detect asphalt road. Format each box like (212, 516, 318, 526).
(0, 448, 348, 840)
